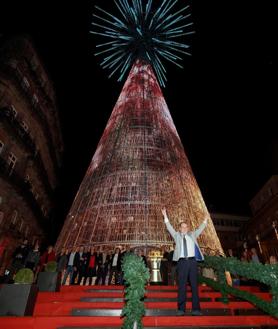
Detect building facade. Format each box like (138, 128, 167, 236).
(0, 35, 63, 268)
(244, 175, 278, 261)
(210, 212, 249, 255)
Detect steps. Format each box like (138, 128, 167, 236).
(0, 285, 278, 329)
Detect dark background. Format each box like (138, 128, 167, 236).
(0, 1, 277, 241)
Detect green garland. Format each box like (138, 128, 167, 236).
(121, 253, 150, 329)
(199, 256, 278, 318)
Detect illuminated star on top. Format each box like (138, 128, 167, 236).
(90, 0, 194, 87)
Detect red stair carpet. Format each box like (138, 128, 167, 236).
(0, 285, 277, 329)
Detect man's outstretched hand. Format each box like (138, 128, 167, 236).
(161, 207, 167, 217)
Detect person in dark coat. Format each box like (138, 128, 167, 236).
(57, 248, 69, 273)
(78, 246, 90, 285)
(25, 241, 40, 272)
(12, 239, 30, 270)
(72, 246, 84, 284)
(109, 247, 123, 285)
(95, 249, 110, 285)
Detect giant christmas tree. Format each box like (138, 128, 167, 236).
(56, 0, 223, 256)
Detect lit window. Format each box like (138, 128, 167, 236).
(32, 189, 39, 200)
(11, 105, 18, 117)
(21, 121, 29, 132)
(11, 210, 18, 224)
(22, 77, 30, 90)
(32, 94, 39, 105)
(0, 140, 4, 154)
(8, 152, 17, 174)
(19, 219, 24, 232)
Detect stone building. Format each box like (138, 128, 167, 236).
(0, 35, 63, 269)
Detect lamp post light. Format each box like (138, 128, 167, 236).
(255, 234, 262, 253)
(272, 221, 278, 240)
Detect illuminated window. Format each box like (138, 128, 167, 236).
(8, 152, 17, 174)
(22, 77, 30, 90)
(31, 187, 39, 200)
(11, 105, 17, 117)
(11, 210, 18, 224)
(0, 140, 4, 154)
(21, 121, 29, 132)
(19, 219, 24, 232)
(32, 94, 39, 105)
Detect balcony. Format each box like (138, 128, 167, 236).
(0, 154, 48, 232)
(0, 107, 36, 153)
(0, 107, 54, 199)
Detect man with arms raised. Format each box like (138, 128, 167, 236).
(162, 208, 208, 316)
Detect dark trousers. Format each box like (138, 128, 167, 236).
(83, 267, 96, 285)
(177, 258, 200, 311)
(95, 266, 108, 285)
(78, 266, 88, 285)
(72, 267, 80, 285)
(160, 260, 169, 285)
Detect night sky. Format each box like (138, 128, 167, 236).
(1, 1, 276, 241)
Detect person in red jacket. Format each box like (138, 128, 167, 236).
(39, 245, 56, 271)
(82, 246, 97, 285)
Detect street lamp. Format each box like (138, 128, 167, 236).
(272, 221, 278, 240)
(255, 234, 262, 253)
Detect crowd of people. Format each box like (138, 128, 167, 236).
(228, 246, 277, 265)
(1, 240, 148, 285)
(1, 238, 277, 286)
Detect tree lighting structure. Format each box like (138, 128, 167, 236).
(56, 0, 224, 257)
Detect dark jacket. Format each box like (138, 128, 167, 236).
(110, 252, 123, 271)
(25, 249, 40, 267)
(57, 254, 69, 272)
(13, 244, 29, 264)
(73, 252, 81, 268)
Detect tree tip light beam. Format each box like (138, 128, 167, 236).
(90, 0, 194, 87)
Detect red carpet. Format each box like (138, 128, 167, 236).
(0, 285, 277, 329)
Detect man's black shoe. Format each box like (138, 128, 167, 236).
(191, 310, 203, 316)
(176, 309, 185, 316)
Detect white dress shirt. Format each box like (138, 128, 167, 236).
(181, 233, 195, 258)
(68, 252, 76, 266)
(112, 253, 119, 267)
